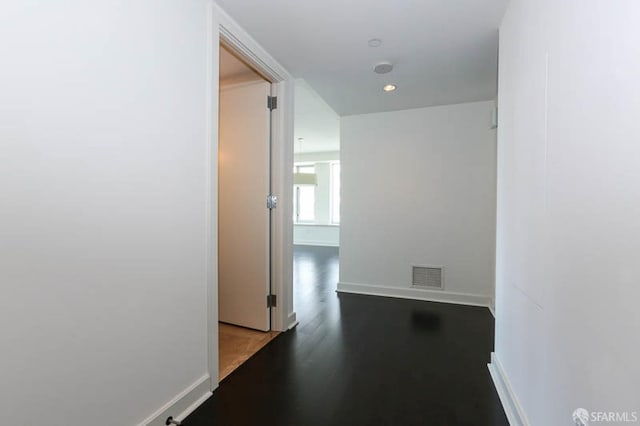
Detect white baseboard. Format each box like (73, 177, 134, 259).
(293, 241, 339, 247)
(137, 374, 213, 426)
(337, 282, 491, 308)
(488, 353, 529, 426)
(287, 311, 298, 330)
(488, 299, 496, 318)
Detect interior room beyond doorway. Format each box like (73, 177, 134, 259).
(218, 44, 277, 381)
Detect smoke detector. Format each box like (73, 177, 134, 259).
(374, 62, 393, 74)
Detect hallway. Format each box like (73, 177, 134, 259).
(184, 246, 507, 425)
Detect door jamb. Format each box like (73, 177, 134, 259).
(206, 2, 296, 389)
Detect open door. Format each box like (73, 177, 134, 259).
(218, 80, 272, 331)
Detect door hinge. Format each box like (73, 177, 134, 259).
(267, 294, 277, 308)
(267, 95, 277, 110)
(267, 194, 278, 209)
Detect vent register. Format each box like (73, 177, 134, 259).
(411, 266, 444, 290)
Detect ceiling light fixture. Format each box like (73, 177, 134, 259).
(383, 84, 397, 92)
(368, 38, 382, 47)
(373, 62, 393, 74)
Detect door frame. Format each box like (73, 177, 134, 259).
(206, 2, 296, 388)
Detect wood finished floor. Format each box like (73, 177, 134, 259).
(218, 323, 279, 381)
(186, 245, 508, 425)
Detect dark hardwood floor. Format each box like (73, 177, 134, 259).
(184, 245, 508, 426)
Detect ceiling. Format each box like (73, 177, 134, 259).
(216, 0, 508, 116)
(294, 79, 340, 153)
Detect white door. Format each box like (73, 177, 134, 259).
(218, 80, 271, 331)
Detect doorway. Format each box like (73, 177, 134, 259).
(292, 80, 341, 320)
(206, 9, 297, 391)
(217, 44, 279, 381)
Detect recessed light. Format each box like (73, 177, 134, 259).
(383, 84, 397, 92)
(368, 38, 382, 47)
(373, 62, 393, 74)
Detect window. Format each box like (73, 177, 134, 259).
(292, 161, 340, 225)
(330, 162, 340, 224)
(294, 165, 315, 223)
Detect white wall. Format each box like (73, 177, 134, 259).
(294, 225, 340, 247)
(493, 1, 640, 424)
(0, 2, 211, 425)
(339, 101, 497, 305)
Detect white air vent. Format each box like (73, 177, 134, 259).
(411, 265, 444, 290)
